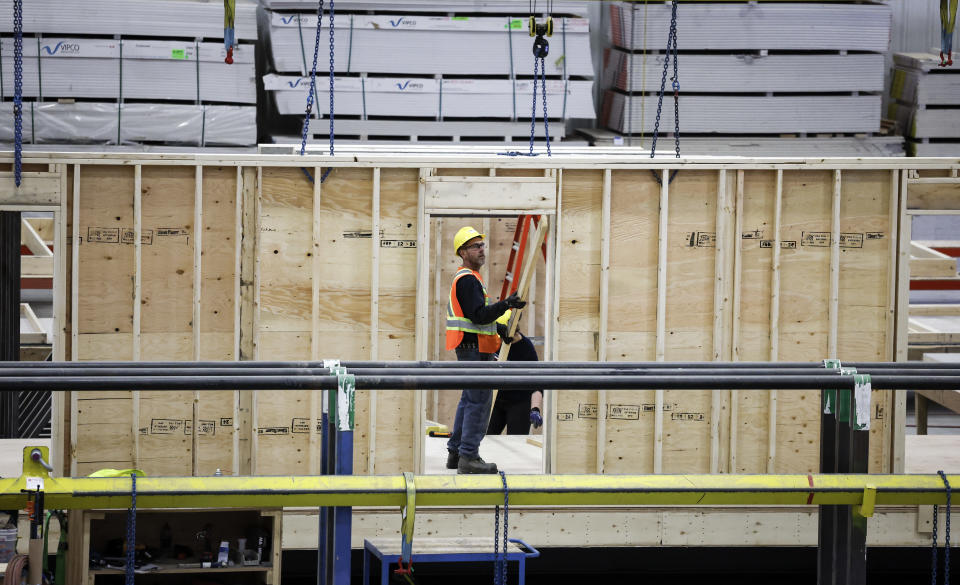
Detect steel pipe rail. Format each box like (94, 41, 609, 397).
(0, 473, 956, 511)
(4, 360, 960, 370)
(1, 375, 959, 391)
(4, 367, 960, 378)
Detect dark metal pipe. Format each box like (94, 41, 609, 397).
(4, 367, 960, 378)
(3, 360, 959, 369)
(0, 375, 958, 391)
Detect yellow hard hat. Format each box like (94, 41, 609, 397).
(453, 226, 485, 255)
(496, 309, 512, 326)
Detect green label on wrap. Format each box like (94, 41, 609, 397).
(171, 49, 187, 60)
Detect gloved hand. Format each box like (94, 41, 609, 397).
(504, 292, 527, 309)
(497, 324, 514, 345)
(529, 407, 542, 429)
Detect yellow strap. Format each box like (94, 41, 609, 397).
(87, 468, 145, 478)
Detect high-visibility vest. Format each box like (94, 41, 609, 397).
(446, 267, 502, 353)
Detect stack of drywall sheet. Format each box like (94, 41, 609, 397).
(0, 102, 255, 146)
(889, 53, 960, 156)
(0, 0, 259, 145)
(262, 8, 595, 143)
(265, 13, 592, 77)
(265, 74, 595, 118)
(602, 92, 881, 135)
(603, 50, 885, 93)
(607, 1, 891, 52)
(0, 38, 255, 103)
(601, 1, 890, 143)
(262, 0, 589, 14)
(577, 128, 905, 157)
(0, 0, 257, 38)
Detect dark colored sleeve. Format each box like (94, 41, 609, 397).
(507, 334, 539, 362)
(456, 275, 509, 325)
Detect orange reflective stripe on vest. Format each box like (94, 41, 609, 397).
(445, 267, 501, 353)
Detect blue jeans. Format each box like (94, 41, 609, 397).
(446, 346, 494, 458)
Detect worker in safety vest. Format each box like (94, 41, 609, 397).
(445, 226, 526, 474)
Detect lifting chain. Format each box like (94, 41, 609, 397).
(493, 471, 510, 585)
(650, 0, 680, 186)
(300, 0, 334, 184)
(13, 0, 23, 187)
(125, 472, 137, 585)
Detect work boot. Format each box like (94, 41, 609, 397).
(457, 455, 498, 474)
(446, 450, 459, 470)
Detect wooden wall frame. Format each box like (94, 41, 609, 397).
(2, 150, 956, 477)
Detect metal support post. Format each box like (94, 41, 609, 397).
(819, 384, 839, 585)
(319, 369, 355, 585)
(0, 211, 21, 438)
(318, 395, 330, 585)
(818, 365, 871, 585)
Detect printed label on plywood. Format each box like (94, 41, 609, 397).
(866, 232, 885, 240)
(121, 228, 154, 245)
(671, 412, 706, 422)
(156, 227, 189, 237)
(685, 231, 716, 248)
(760, 240, 798, 249)
(840, 233, 864, 249)
(557, 412, 574, 421)
(608, 404, 641, 420)
(292, 418, 311, 433)
(150, 419, 184, 434)
(802, 232, 831, 247)
(220, 418, 233, 426)
(742, 229, 763, 240)
(578, 404, 598, 419)
(381, 239, 417, 248)
(197, 420, 216, 436)
(257, 426, 290, 435)
(87, 227, 119, 243)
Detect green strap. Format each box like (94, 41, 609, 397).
(853, 373, 872, 431)
(332, 369, 355, 432)
(837, 367, 857, 424)
(822, 359, 842, 415)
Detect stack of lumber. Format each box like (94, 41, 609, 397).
(0, 0, 258, 146)
(600, 1, 897, 155)
(260, 1, 595, 143)
(888, 53, 960, 156)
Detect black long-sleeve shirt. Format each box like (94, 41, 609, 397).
(455, 273, 509, 345)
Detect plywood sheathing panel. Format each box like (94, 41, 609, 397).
(551, 168, 897, 474)
(733, 171, 777, 473)
(370, 168, 420, 473)
(907, 181, 960, 210)
(605, 170, 660, 474)
(254, 167, 420, 475)
(839, 170, 893, 473)
(255, 166, 317, 475)
(197, 166, 239, 474)
(60, 159, 906, 477)
(75, 166, 135, 474)
(555, 169, 602, 473)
